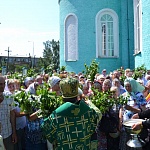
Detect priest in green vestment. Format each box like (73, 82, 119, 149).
(41, 77, 102, 150)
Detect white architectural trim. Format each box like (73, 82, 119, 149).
(96, 8, 119, 58)
(64, 13, 78, 61)
(133, 0, 142, 53)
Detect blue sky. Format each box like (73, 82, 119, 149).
(0, 0, 59, 57)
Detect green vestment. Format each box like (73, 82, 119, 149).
(41, 100, 101, 150)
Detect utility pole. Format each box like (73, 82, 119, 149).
(28, 41, 34, 68)
(28, 53, 32, 68)
(5, 47, 12, 73)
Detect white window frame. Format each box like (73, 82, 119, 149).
(64, 13, 78, 61)
(96, 9, 119, 58)
(133, 0, 142, 54)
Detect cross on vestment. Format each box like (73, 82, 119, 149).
(71, 108, 80, 115)
(72, 127, 82, 137)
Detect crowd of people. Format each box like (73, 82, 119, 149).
(0, 67, 150, 150)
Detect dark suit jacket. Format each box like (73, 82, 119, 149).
(139, 109, 150, 128)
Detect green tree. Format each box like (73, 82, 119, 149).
(38, 39, 60, 74)
(52, 40, 60, 71)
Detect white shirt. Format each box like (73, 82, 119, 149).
(0, 92, 15, 139)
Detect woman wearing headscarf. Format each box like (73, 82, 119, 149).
(24, 77, 34, 89)
(119, 77, 147, 150)
(112, 78, 126, 96)
(49, 76, 61, 96)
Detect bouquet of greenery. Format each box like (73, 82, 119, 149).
(91, 89, 128, 113)
(14, 83, 64, 117)
(14, 91, 40, 114)
(36, 84, 64, 117)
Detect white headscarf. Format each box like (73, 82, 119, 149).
(49, 76, 61, 88)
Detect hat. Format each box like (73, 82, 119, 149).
(60, 77, 79, 98)
(50, 76, 61, 88)
(102, 69, 106, 72)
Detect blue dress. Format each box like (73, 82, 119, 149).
(25, 118, 47, 150)
(123, 92, 147, 121)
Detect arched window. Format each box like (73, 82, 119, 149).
(65, 14, 78, 61)
(96, 9, 119, 58)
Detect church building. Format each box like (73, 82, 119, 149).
(134, 0, 150, 70)
(58, 0, 146, 73)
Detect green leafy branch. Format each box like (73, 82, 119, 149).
(14, 91, 40, 114)
(91, 89, 128, 113)
(83, 59, 99, 82)
(132, 64, 147, 80)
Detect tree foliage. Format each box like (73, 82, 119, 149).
(38, 39, 60, 75)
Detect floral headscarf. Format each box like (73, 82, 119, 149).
(124, 77, 145, 93)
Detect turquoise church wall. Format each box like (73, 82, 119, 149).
(59, 0, 134, 73)
(135, 0, 150, 70)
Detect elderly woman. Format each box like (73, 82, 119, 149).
(119, 77, 147, 150)
(112, 78, 126, 96)
(49, 76, 61, 96)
